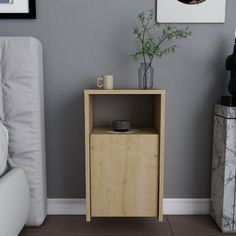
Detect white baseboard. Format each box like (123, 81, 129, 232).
(47, 198, 210, 215)
(163, 198, 210, 215)
(47, 198, 86, 215)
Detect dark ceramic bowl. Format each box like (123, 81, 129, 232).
(112, 120, 130, 132)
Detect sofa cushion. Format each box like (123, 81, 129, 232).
(0, 168, 30, 236)
(0, 123, 8, 176)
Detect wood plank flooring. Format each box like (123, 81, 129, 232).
(20, 215, 236, 236)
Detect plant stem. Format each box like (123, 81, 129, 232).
(140, 17, 152, 88)
(143, 34, 168, 80)
(141, 21, 148, 88)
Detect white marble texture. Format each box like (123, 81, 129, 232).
(211, 105, 236, 232)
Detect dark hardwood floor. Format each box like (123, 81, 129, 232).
(20, 215, 236, 236)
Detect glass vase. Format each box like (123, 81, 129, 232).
(138, 62, 154, 89)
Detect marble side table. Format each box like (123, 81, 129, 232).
(211, 105, 236, 233)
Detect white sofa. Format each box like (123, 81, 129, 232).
(0, 122, 30, 235)
(0, 37, 47, 235)
(0, 168, 30, 236)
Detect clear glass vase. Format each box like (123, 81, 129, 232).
(138, 62, 154, 89)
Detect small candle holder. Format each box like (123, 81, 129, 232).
(112, 120, 131, 132)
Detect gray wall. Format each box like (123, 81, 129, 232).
(0, 0, 234, 198)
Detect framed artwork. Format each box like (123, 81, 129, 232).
(0, 0, 36, 19)
(156, 0, 226, 23)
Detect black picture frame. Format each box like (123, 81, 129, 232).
(0, 0, 36, 19)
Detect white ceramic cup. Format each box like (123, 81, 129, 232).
(97, 75, 113, 89)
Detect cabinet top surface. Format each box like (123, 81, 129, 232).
(84, 89, 166, 95)
(91, 127, 159, 135)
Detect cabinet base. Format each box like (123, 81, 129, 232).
(86, 216, 163, 223)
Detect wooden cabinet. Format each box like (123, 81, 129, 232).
(91, 128, 158, 217)
(84, 90, 166, 222)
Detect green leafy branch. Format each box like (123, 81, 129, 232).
(132, 9, 192, 86)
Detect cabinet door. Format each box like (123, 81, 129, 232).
(90, 134, 158, 217)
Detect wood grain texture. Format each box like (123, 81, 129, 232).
(90, 133, 159, 217)
(84, 89, 166, 95)
(154, 93, 166, 221)
(91, 127, 158, 135)
(84, 93, 93, 221)
(84, 90, 166, 221)
(159, 94, 166, 221)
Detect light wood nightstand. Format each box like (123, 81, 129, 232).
(84, 89, 166, 222)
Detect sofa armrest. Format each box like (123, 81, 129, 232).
(0, 168, 30, 236)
